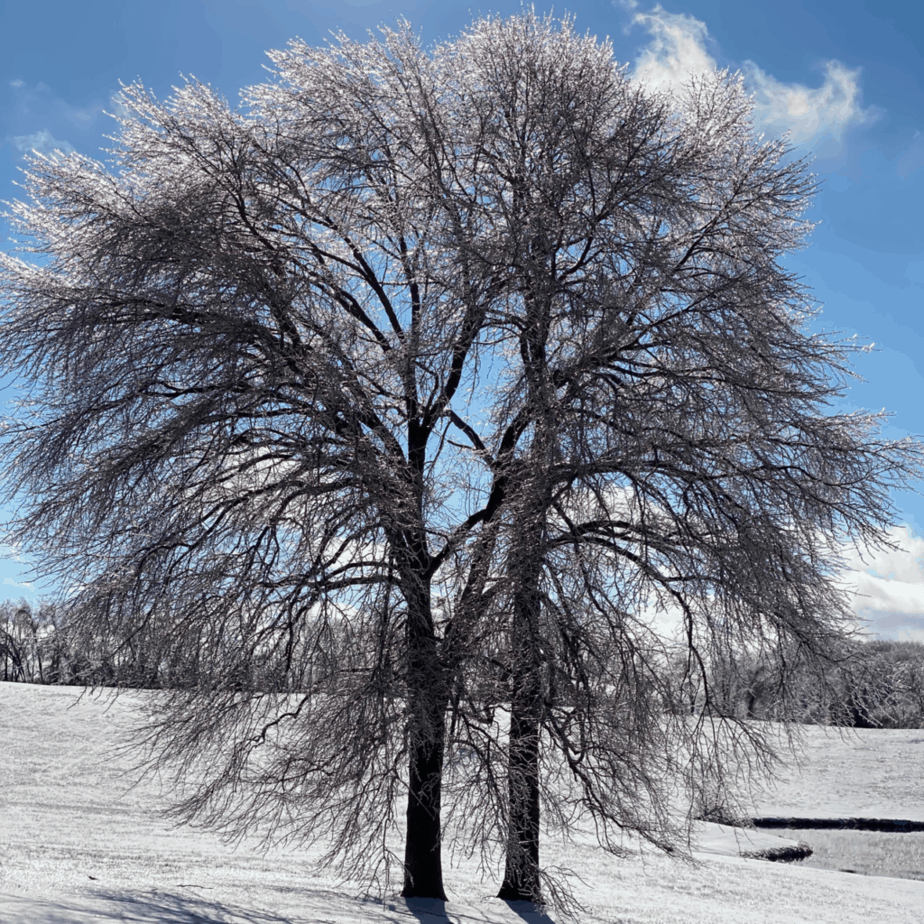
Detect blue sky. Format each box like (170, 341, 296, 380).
(1, 0, 923, 639)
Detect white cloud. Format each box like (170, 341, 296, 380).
(641, 524, 924, 644)
(12, 129, 75, 155)
(629, 5, 717, 96)
(6, 78, 114, 159)
(842, 526, 924, 641)
(852, 572, 924, 615)
(744, 59, 874, 147)
(565, 483, 924, 643)
(625, 3, 872, 151)
(841, 526, 924, 584)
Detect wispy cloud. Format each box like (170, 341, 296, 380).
(897, 131, 924, 179)
(628, 4, 716, 96)
(3, 577, 33, 589)
(743, 59, 874, 147)
(1, 542, 22, 561)
(623, 3, 874, 151)
(106, 90, 133, 123)
(5, 78, 120, 160)
(12, 129, 75, 155)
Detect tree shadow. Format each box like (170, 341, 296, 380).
(2, 889, 560, 924)
(77, 891, 296, 923)
(2, 888, 396, 924)
(400, 897, 450, 922)
(398, 896, 558, 923)
(1, 892, 273, 924)
(500, 899, 557, 924)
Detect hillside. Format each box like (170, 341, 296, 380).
(1, 682, 922, 923)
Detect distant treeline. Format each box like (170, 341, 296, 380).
(0, 597, 343, 693)
(0, 598, 196, 690)
(671, 636, 924, 729)
(4, 597, 924, 728)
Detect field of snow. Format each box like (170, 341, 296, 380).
(741, 722, 924, 822)
(2, 682, 923, 923)
(774, 828, 924, 879)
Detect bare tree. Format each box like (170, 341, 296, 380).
(421, 14, 924, 904)
(1, 11, 921, 909)
(0, 24, 511, 899)
(0, 601, 28, 682)
(0, 599, 60, 683)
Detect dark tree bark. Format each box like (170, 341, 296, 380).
(497, 589, 543, 901)
(400, 550, 449, 897)
(403, 693, 448, 898)
(496, 459, 552, 901)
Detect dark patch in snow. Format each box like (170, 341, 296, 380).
(741, 843, 814, 863)
(752, 817, 924, 832)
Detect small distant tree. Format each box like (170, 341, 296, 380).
(0, 599, 58, 683)
(0, 601, 27, 682)
(2, 11, 922, 909)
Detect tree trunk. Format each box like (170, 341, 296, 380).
(402, 704, 448, 899)
(498, 559, 543, 902)
(498, 663, 541, 901)
(401, 579, 449, 900)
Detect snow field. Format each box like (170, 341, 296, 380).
(2, 682, 923, 923)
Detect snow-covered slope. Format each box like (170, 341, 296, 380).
(743, 723, 924, 821)
(2, 683, 922, 923)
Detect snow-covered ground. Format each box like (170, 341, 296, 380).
(2, 682, 923, 923)
(741, 722, 924, 821)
